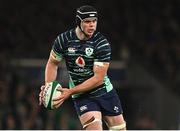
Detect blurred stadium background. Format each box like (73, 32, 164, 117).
(0, 0, 180, 129)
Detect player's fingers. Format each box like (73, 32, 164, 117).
(53, 99, 64, 107)
(52, 92, 64, 101)
(39, 91, 43, 97)
(53, 95, 63, 101)
(56, 87, 63, 91)
(39, 90, 45, 106)
(39, 96, 42, 105)
(54, 100, 64, 108)
(41, 85, 45, 90)
(39, 86, 45, 105)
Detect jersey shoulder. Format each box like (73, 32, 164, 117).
(55, 28, 77, 49)
(57, 28, 76, 42)
(93, 32, 110, 48)
(93, 31, 108, 41)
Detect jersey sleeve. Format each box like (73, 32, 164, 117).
(94, 38, 111, 62)
(50, 35, 64, 61)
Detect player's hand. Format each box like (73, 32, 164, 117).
(39, 85, 45, 106)
(53, 87, 71, 108)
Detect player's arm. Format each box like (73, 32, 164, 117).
(39, 34, 64, 106)
(45, 35, 64, 83)
(45, 51, 61, 83)
(39, 50, 62, 106)
(70, 62, 109, 94)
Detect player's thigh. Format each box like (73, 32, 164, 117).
(80, 111, 102, 123)
(103, 114, 125, 127)
(103, 114, 126, 130)
(79, 111, 102, 129)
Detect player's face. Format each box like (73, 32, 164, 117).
(81, 17, 97, 37)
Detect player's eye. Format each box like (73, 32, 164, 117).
(83, 19, 97, 24)
(83, 20, 91, 23)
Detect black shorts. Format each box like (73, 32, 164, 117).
(73, 89, 123, 116)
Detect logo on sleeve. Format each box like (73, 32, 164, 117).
(85, 48, 93, 56)
(75, 56, 85, 67)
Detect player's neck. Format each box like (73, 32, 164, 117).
(75, 27, 90, 41)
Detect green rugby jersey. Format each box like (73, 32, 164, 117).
(51, 28, 113, 98)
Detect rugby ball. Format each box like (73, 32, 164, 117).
(43, 81, 62, 110)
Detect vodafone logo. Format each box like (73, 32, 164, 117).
(75, 56, 85, 67)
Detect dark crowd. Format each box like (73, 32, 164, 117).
(0, 0, 180, 130)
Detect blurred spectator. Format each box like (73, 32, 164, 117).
(134, 114, 156, 130)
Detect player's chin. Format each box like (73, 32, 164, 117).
(86, 32, 94, 37)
